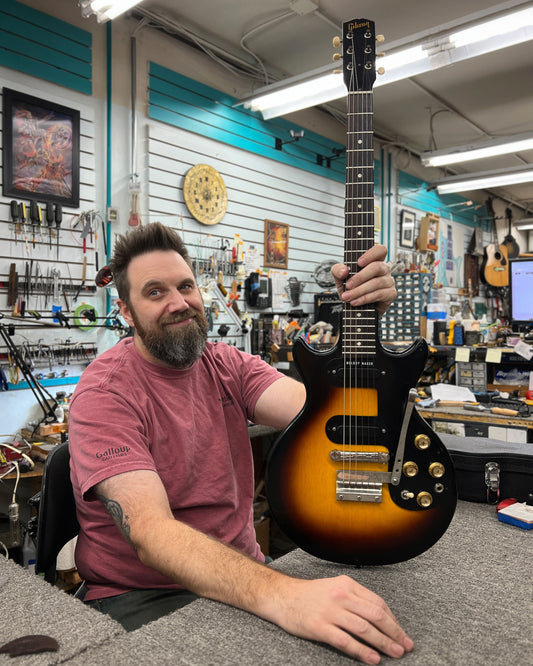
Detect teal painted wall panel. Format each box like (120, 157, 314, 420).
(2, 0, 91, 46)
(149, 62, 346, 183)
(0, 0, 92, 95)
(398, 171, 488, 229)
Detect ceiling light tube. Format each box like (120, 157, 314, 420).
(237, 5, 533, 120)
(422, 132, 533, 167)
(83, 0, 142, 22)
(433, 165, 533, 194)
(514, 218, 533, 231)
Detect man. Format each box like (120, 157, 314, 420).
(69, 222, 411, 665)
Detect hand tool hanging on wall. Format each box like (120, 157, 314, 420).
(29, 201, 39, 249)
(19, 202, 29, 255)
(55, 204, 63, 259)
(74, 256, 87, 301)
(80, 212, 92, 253)
(46, 202, 54, 249)
(7, 264, 18, 308)
(10, 200, 20, 244)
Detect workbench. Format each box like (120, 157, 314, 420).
(1, 500, 531, 665)
(417, 405, 533, 442)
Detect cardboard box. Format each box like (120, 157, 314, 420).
(37, 423, 69, 436)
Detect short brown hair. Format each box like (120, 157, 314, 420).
(109, 222, 193, 304)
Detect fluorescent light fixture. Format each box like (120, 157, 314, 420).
(433, 165, 533, 194)
(237, 6, 533, 119)
(79, 0, 142, 22)
(450, 7, 533, 47)
(422, 132, 533, 167)
(514, 218, 533, 231)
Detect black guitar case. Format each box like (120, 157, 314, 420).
(440, 434, 533, 503)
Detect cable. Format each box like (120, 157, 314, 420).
(0, 440, 35, 473)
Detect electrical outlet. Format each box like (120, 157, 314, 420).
(107, 207, 119, 223)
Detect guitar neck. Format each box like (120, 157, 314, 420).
(343, 46, 376, 356)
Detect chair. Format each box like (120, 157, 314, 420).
(32, 441, 82, 592)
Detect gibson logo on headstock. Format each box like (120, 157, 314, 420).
(347, 20, 371, 31)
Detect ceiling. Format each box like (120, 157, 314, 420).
(134, 0, 533, 217)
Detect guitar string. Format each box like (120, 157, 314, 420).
(345, 27, 375, 485)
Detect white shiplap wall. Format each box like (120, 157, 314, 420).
(146, 121, 346, 319)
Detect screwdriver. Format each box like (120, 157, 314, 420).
(10, 200, 19, 244)
(46, 202, 54, 249)
(30, 200, 39, 248)
(19, 202, 29, 255)
(55, 203, 63, 259)
(463, 403, 519, 416)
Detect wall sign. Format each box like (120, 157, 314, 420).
(2, 88, 80, 207)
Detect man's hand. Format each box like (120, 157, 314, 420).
(263, 574, 414, 664)
(332, 245, 396, 317)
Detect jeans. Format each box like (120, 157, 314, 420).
(85, 588, 199, 631)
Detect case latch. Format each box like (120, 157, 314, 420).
(485, 461, 500, 504)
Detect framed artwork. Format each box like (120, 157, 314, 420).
(399, 210, 416, 248)
(264, 219, 289, 269)
(2, 87, 80, 207)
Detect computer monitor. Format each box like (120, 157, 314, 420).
(509, 258, 533, 332)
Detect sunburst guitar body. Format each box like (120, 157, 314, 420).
(266, 19, 457, 566)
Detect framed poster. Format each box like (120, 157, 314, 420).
(2, 87, 80, 207)
(399, 210, 416, 248)
(264, 219, 289, 269)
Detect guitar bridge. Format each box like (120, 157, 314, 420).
(336, 470, 388, 502)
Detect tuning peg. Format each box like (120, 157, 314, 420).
(333, 53, 341, 61)
(376, 34, 385, 43)
(377, 52, 385, 57)
(333, 69, 341, 75)
(377, 67, 385, 75)
(332, 36, 341, 48)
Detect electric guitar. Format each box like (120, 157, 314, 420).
(480, 197, 509, 287)
(266, 19, 457, 566)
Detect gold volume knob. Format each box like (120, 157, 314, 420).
(403, 461, 419, 477)
(429, 462, 445, 478)
(415, 434, 431, 450)
(417, 491, 433, 507)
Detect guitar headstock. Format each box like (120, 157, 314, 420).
(341, 19, 377, 93)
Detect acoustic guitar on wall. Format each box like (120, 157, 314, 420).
(266, 19, 457, 566)
(480, 197, 508, 288)
(502, 207, 519, 259)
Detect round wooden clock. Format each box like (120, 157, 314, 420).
(183, 164, 228, 225)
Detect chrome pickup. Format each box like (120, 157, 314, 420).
(330, 450, 389, 463)
(336, 470, 392, 502)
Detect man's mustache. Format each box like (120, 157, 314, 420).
(160, 310, 198, 326)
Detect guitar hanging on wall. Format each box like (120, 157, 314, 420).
(502, 206, 520, 259)
(266, 19, 457, 566)
(480, 197, 509, 287)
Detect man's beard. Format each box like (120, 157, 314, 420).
(131, 307, 209, 368)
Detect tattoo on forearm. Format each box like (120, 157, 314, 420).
(96, 493, 136, 551)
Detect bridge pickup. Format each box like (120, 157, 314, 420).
(336, 470, 391, 503)
(330, 450, 389, 463)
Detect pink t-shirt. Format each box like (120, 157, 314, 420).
(69, 338, 283, 601)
